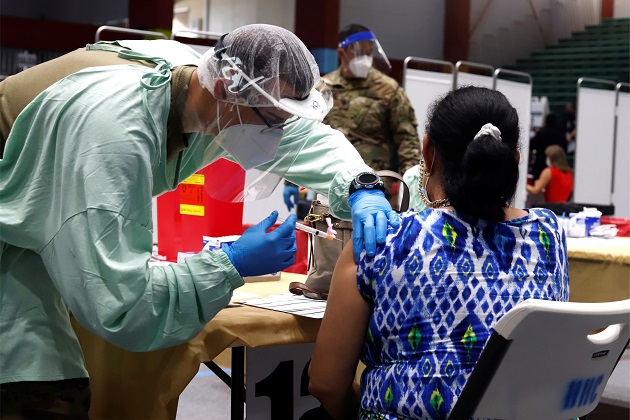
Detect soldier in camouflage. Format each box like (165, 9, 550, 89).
(323, 24, 421, 200)
(1, 378, 90, 418)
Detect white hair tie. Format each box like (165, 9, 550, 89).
(474, 123, 502, 142)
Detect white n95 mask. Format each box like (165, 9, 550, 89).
(215, 124, 283, 170)
(348, 55, 373, 78)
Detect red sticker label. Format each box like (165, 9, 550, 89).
(180, 183, 204, 206)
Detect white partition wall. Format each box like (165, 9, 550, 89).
(171, 30, 221, 55)
(455, 61, 495, 89)
(613, 84, 630, 217)
(574, 78, 618, 206)
(493, 69, 533, 210)
(402, 57, 455, 136)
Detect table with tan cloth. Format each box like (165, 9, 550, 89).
(72, 238, 630, 419)
(567, 236, 630, 303)
(72, 272, 317, 419)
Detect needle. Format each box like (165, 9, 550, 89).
(278, 217, 343, 242)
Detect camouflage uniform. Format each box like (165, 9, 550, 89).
(323, 67, 421, 198)
(0, 378, 90, 418)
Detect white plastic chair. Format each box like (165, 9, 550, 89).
(449, 298, 630, 420)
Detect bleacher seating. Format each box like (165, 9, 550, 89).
(506, 18, 629, 113)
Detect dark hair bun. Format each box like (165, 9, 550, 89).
(426, 87, 520, 222)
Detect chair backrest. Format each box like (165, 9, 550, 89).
(449, 298, 630, 420)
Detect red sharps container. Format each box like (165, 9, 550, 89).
(157, 159, 245, 262)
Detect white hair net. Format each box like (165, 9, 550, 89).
(197, 24, 332, 122)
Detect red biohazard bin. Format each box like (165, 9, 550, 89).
(601, 216, 630, 237)
(157, 159, 245, 262)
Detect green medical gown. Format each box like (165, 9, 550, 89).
(0, 41, 371, 383)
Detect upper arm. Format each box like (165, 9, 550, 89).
(530, 168, 552, 194)
(282, 121, 372, 219)
(310, 242, 371, 389)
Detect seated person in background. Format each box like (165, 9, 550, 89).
(309, 86, 569, 419)
(529, 113, 567, 181)
(527, 144, 574, 203)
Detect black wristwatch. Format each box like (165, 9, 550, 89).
(349, 172, 385, 195)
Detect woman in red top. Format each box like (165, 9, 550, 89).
(527, 144, 574, 202)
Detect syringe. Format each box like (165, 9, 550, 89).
(278, 218, 342, 241)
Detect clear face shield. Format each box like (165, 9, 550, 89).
(339, 30, 391, 78)
(194, 26, 333, 203)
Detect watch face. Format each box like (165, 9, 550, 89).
(358, 172, 379, 185)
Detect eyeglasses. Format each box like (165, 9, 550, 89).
(251, 106, 299, 130)
(288, 282, 328, 301)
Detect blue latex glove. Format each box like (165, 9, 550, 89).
(222, 211, 297, 277)
(348, 189, 400, 263)
(283, 184, 299, 211)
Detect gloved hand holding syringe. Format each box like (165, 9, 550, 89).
(278, 217, 342, 241)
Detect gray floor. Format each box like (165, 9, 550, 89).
(176, 350, 630, 419)
(176, 364, 233, 420)
(600, 349, 630, 409)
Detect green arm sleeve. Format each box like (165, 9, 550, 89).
(40, 211, 242, 352)
(280, 121, 373, 220)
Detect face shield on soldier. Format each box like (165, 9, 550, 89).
(339, 30, 391, 78)
(194, 24, 333, 202)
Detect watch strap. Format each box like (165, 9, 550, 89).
(375, 170, 410, 212)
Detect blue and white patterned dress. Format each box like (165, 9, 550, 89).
(356, 208, 569, 419)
